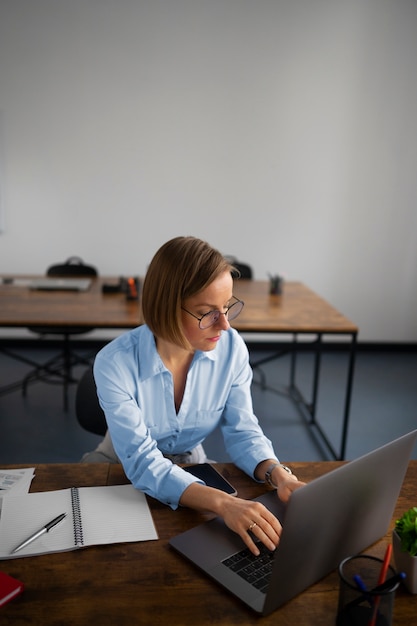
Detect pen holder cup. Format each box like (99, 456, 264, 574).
(269, 275, 283, 295)
(336, 555, 400, 626)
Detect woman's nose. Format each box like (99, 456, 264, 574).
(217, 313, 230, 330)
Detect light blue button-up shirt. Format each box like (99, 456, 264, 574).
(93, 325, 278, 509)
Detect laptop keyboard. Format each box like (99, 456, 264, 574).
(222, 542, 275, 593)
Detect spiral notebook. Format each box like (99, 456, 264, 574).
(0, 484, 158, 559)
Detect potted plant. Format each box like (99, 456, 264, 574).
(393, 506, 417, 594)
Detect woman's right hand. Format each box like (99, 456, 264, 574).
(180, 483, 281, 555)
(219, 493, 282, 555)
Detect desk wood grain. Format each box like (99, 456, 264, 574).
(233, 280, 358, 334)
(0, 277, 357, 334)
(0, 276, 141, 328)
(1, 462, 415, 625)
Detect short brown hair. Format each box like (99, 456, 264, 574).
(142, 236, 233, 349)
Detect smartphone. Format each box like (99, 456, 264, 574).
(183, 463, 237, 496)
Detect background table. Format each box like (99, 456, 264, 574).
(233, 280, 358, 459)
(0, 277, 358, 459)
(1, 462, 415, 625)
(0, 276, 356, 333)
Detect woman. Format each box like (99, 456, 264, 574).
(87, 236, 304, 555)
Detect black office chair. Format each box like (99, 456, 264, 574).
(75, 366, 107, 436)
(22, 256, 98, 410)
(226, 256, 253, 280)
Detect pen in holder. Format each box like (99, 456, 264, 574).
(124, 277, 140, 301)
(101, 276, 140, 300)
(336, 554, 401, 626)
(268, 273, 283, 295)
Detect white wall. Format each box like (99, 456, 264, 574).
(0, 0, 416, 342)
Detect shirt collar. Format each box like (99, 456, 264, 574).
(139, 326, 218, 380)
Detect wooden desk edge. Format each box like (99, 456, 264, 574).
(1, 461, 415, 626)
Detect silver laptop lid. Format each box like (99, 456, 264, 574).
(170, 429, 417, 616)
(29, 278, 92, 291)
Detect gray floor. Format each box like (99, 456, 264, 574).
(0, 343, 416, 465)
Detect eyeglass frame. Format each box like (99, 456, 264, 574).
(181, 296, 244, 330)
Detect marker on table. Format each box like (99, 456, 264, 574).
(11, 513, 66, 554)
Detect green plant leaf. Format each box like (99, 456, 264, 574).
(395, 506, 417, 556)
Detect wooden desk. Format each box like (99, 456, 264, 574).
(0, 277, 358, 459)
(1, 462, 415, 626)
(0, 277, 356, 333)
(233, 281, 358, 460)
(0, 276, 142, 329)
(233, 280, 357, 335)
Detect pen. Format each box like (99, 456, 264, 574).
(353, 574, 372, 607)
(11, 513, 66, 554)
(370, 571, 406, 594)
(369, 544, 392, 626)
(346, 572, 406, 611)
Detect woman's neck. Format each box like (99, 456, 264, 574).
(156, 337, 194, 412)
(156, 337, 194, 370)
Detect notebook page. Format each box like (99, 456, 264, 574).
(0, 489, 74, 558)
(78, 484, 158, 545)
(0, 467, 35, 515)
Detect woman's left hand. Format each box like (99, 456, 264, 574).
(276, 473, 305, 503)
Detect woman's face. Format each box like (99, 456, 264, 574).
(181, 270, 234, 352)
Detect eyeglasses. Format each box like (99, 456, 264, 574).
(181, 297, 244, 330)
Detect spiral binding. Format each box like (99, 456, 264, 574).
(70, 487, 84, 547)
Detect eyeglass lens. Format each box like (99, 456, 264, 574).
(200, 300, 244, 329)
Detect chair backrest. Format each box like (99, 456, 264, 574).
(75, 367, 107, 436)
(232, 262, 252, 279)
(225, 256, 253, 280)
(47, 256, 98, 277)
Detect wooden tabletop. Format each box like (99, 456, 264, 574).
(0, 276, 141, 329)
(0, 277, 357, 335)
(1, 462, 414, 625)
(233, 280, 358, 334)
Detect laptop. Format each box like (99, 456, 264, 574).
(29, 278, 92, 292)
(170, 429, 417, 616)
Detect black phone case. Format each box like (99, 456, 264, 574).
(183, 463, 237, 495)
